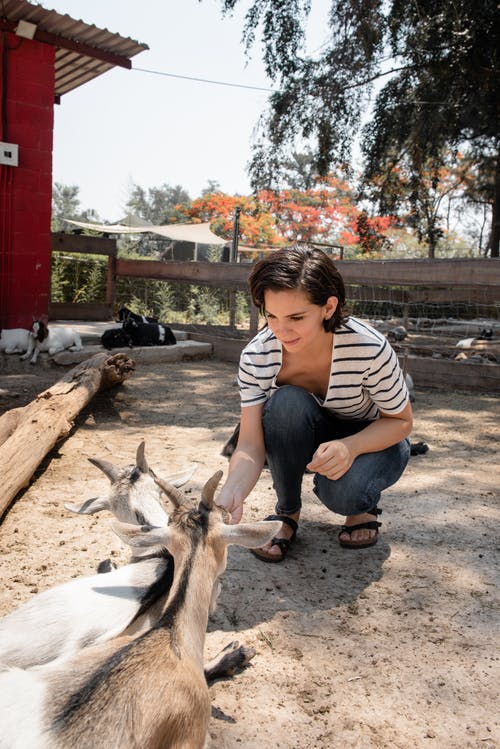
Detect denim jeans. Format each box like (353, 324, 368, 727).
(262, 385, 410, 517)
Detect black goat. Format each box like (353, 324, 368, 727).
(123, 317, 177, 347)
(101, 328, 133, 350)
(118, 306, 158, 325)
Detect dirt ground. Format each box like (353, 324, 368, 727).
(0, 354, 498, 749)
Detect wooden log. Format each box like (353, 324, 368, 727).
(0, 352, 135, 520)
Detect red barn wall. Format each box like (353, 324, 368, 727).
(0, 32, 54, 329)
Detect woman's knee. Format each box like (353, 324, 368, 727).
(313, 439, 411, 515)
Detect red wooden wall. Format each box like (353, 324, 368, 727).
(0, 31, 54, 329)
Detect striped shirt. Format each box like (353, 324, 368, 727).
(238, 316, 409, 421)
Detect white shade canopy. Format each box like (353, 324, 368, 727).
(63, 218, 228, 245)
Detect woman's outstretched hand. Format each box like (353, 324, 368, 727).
(216, 491, 244, 524)
(307, 440, 354, 480)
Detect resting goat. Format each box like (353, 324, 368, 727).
(0, 473, 280, 749)
(100, 327, 133, 350)
(0, 444, 252, 681)
(20, 319, 82, 364)
(118, 306, 158, 325)
(0, 327, 31, 354)
(123, 316, 177, 347)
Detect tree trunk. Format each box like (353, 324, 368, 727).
(487, 151, 500, 257)
(0, 353, 135, 519)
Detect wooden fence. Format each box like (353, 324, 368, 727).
(49, 233, 500, 392)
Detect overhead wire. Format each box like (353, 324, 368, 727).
(132, 65, 276, 93)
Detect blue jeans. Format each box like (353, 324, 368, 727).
(262, 385, 410, 517)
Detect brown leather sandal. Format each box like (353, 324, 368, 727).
(250, 515, 298, 563)
(338, 508, 382, 549)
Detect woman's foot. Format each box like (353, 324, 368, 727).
(338, 509, 382, 549)
(251, 512, 300, 563)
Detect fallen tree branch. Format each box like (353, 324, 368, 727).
(0, 353, 135, 520)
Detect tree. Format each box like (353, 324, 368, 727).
(219, 0, 499, 256)
(124, 183, 191, 256)
(178, 180, 393, 254)
(51, 183, 99, 231)
(362, 150, 474, 257)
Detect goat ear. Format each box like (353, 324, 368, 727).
(136, 440, 148, 473)
(219, 520, 282, 549)
(200, 470, 224, 510)
(162, 463, 197, 488)
(88, 457, 121, 483)
(110, 521, 172, 554)
(65, 496, 111, 515)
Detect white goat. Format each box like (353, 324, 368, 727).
(0, 472, 280, 749)
(20, 319, 82, 364)
(64, 440, 192, 528)
(0, 327, 31, 354)
(0, 444, 253, 681)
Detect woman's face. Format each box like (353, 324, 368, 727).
(263, 288, 338, 354)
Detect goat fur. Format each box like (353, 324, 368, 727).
(0, 475, 280, 749)
(0, 328, 31, 354)
(20, 319, 82, 364)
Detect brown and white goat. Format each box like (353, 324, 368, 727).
(0, 443, 249, 680)
(0, 472, 280, 749)
(20, 319, 82, 364)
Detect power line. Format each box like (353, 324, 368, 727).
(132, 66, 276, 93)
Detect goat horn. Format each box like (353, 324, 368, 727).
(154, 475, 183, 508)
(136, 440, 149, 473)
(200, 470, 223, 509)
(88, 457, 121, 483)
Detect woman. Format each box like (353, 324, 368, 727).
(217, 245, 412, 561)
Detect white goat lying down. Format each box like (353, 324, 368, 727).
(0, 473, 280, 749)
(0, 442, 252, 680)
(0, 327, 31, 354)
(20, 319, 82, 364)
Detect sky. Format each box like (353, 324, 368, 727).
(40, 0, 331, 222)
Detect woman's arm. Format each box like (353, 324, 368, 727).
(307, 401, 413, 481)
(216, 403, 266, 523)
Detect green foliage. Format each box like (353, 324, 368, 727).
(51, 183, 101, 231)
(219, 0, 499, 256)
(51, 252, 107, 303)
(124, 183, 192, 257)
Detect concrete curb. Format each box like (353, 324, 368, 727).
(52, 340, 213, 366)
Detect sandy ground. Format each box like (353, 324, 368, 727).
(0, 355, 498, 749)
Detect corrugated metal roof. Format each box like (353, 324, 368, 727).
(0, 0, 148, 99)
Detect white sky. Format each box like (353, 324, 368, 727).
(41, 0, 331, 222)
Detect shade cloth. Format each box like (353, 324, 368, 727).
(63, 218, 227, 245)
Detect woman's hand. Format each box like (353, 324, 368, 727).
(216, 489, 244, 525)
(307, 439, 354, 480)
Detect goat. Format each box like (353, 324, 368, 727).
(0, 444, 253, 681)
(118, 306, 158, 325)
(122, 316, 177, 347)
(0, 327, 31, 354)
(0, 473, 280, 749)
(20, 319, 82, 364)
(65, 440, 195, 542)
(100, 327, 133, 350)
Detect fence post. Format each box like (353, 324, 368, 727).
(106, 249, 117, 309)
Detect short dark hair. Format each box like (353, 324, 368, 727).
(249, 245, 348, 332)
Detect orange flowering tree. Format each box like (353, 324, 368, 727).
(177, 175, 394, 255)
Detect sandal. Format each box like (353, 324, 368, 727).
(250, 515, 298, 563)
(338, 508, 382, 549)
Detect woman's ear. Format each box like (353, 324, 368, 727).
(323, 296, 338, 320)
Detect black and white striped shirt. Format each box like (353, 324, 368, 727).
(238, 316, 409, 421)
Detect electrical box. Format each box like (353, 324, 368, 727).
(0, 142, 19, 167)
